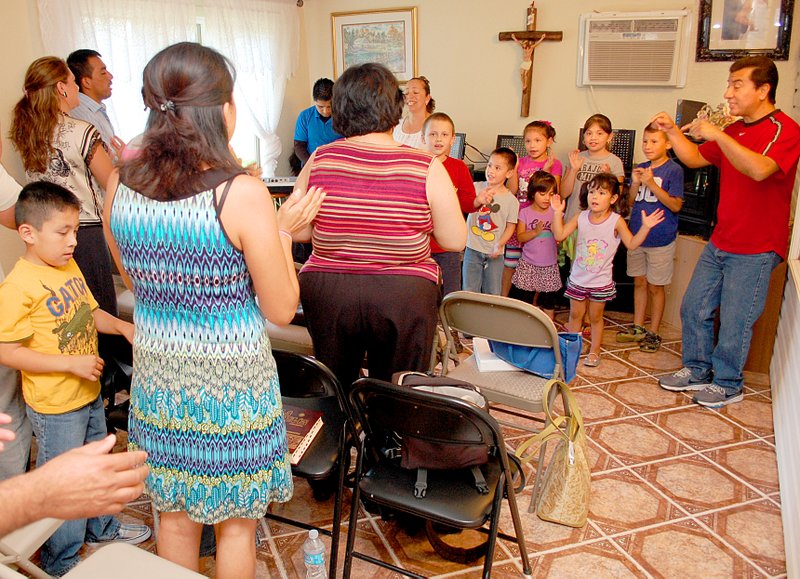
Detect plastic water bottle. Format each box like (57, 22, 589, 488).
(302, 529, 327, 578)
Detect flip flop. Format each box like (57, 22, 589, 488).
(583, 352, 601, 367)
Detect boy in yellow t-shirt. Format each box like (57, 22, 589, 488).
(0, 181, 149, 576)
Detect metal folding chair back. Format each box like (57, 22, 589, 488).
(343, 378, 532, 579)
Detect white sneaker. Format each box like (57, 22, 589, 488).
(86, 523, 151, 547)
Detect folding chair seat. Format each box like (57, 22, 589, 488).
(343, 378, 532, 579)
(434, 290, 565, 510)
(0, 542, 204, 579)
(265, 349, 352, 578)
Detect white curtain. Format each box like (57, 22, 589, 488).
(36, 0, 299, 175)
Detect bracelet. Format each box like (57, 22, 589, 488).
(279, 230, 292, 241)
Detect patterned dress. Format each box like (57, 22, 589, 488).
(109, 170, 293, 523)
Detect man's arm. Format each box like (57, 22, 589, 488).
(684, 119, 779, 181)
(293, 140, 311, 165)
(649, 112, 710, 169)
(0, 433, 148, 536)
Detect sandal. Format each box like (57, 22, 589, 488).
(583, 352, 601, 367)
(639, 332, 662, 353)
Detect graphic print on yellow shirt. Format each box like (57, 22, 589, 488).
(0, 258, 100, 414)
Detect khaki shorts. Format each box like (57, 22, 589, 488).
(626, 240, 676, 286)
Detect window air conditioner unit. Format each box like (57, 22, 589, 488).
(577, 10, 691, 87)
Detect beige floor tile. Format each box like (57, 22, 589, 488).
(703, 441, 780, 495)
(651, 406, 757, 451)
(696, 499, 785, 576)
(633, 455, 758, 515)
(616, 519, 764, 578)
(587, 416, 692, 466)
(529, 539, 645, 578)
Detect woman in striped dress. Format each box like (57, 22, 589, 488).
(102, 42, 323, 577)
(295, 63, 465, 389)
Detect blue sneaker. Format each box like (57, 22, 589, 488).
(658, 367, 711, 392)
(692, 384, 744, 408)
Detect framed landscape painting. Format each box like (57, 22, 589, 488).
(697, 0, 794, 61)
(331, 7, 418, 81)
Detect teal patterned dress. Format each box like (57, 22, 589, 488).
(109, 170, 293, 523)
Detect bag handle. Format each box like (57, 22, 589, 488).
(514, 379, 584, 465)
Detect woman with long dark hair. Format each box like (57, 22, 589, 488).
(103, 42, 323, 577)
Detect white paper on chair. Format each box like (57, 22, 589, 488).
(472, 338, 518, 372)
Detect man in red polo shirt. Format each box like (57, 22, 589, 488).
(651, 56, 800, 407)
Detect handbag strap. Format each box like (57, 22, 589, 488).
(514, 379, 584, 465)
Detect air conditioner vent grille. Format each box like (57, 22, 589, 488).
(635, 19, 679, 33)
(588, 41, 676, 82)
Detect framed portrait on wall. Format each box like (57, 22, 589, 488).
(696, 0, 794, 61)
(331, 7, 418, 81)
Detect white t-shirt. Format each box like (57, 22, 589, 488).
(393, 122, 425, 150)
(0, 164, 22, 279)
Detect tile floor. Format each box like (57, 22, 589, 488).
(106, 311, 785, 578)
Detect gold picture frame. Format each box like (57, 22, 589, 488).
(331, 7, 418, 81)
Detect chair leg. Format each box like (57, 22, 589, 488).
(528, 440, 548, 514)
(328, 427, 349, 578)
(9, 558, 51, 579)
(342, 441, 366, 579)
(501, 467, 533, 578)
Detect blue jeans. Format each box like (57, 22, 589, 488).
(0, 364, 31, 480)
(462, 247, 503, 295)
(26, 395, 120, 576)
(680, 242, 781, 394)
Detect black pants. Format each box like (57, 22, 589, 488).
(74, 224, 118, 316)
(300, 272, 439, 389)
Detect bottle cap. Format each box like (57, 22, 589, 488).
(309, 529, 319, 539)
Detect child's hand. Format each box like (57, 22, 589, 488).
(68, 355, 105, 382)
(543, 149, 555, 172)
(531, 221, 545, 237)
(641, 208, 666, 229)
(568, 150, 583, 171)
(490, 243, 504, 258)
(639, 166, 654, 187)
(631, 167, 645, 186)
(600, 163, 611, 173)
(475, 188, 494, 207)
(550, 194, 566, 214)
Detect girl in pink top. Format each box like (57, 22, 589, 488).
(551, 174, 664, 367)
(503, 120, 562, 295)
(508, 171, 561, 320)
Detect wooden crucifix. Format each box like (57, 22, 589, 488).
(499, 2, 563, 117)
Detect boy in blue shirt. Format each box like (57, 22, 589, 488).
(293, 78, 342, 167)
(617, 125, 684, 352)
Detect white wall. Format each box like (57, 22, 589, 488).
(301, 0, 800, 164)
(0, 1, 41, 275)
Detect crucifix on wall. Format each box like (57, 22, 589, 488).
(498, 2, 563, 117)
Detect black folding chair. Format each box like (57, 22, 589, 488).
(343, 378, 533, 579)
(266, 350, 352, 578)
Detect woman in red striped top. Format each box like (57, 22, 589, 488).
(294, 62, 466, 389)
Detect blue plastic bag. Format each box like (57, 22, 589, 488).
(489, 333, 582, 383)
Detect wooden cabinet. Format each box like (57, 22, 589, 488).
(663, 234, 787, 374)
